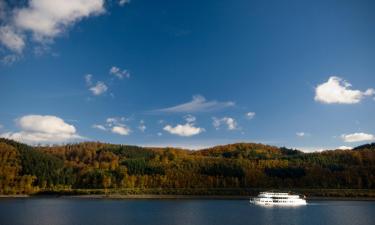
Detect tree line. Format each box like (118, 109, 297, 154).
(0, 138, 374, 195)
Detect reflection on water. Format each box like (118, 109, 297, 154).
(0, 198, 373, 225)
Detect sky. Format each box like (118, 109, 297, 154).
(0, 0, 375, 151)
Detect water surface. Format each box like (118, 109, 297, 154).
(0, 198, 373, 225)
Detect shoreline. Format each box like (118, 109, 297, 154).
(1, 194, 374, 201)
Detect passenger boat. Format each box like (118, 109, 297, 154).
(250, 191, 307, 206)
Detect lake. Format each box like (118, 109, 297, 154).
(0, 198, 373, 225)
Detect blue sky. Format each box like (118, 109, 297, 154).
(0, 0, 375, 150)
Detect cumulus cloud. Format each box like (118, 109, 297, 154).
(106, 117, 127, 126)
(106, 117, 117, 125)
(296, 132, 310, 137)
(246, 112, 255, 119)
(14, 0, 105, 42)
(92, 117, 131, 136)
(111, 126, 130, 136)
(296, 132, 305, 137)
(153, 95, 235, 113)
(0, 26, 25, 53)
(338, 146, 353, 150)
(138, 120, 146, 132)
(163, 123, 204, 137)
(315, 76, 374, 104)
(184, 114, 196, 123)
(89, 81, 108, 95)
(85, 66, 130, 97)
(1, 54, 20, 65)
(0, 115, 82, 144)
(0, 0, 123, 61)
(341, 132, 375, 143)
(163, 115, 204, 137)
(85, 74, 93, 86)
(17, 115, 76, 133)
(212, 117, 237, 130)
(109, 66, 130, 79)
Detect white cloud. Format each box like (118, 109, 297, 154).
(106, 117, 126, 126)
(138, 120, 146, 132)
(106, 117, 117, 125)
(92, 124, 106, 131)
(85, 74, 93, 86)
(0, 26, 25, 53)
(296, 132, 310, 137)
(109, 66, 130, 79)
(296, 132, 305, 137)
(163, 116, 204, 137)
(212, 117, 237, 130)
(111, 126, 130, 136)
(89, 81, 108, 95)
(338, 146, 353, 150)
(163, 123, 204, 137)
(315, 76, 374, 104)
(84, 74, 107, 98)
(92, 117, 131, 136)
(246, 112, 255, 119)
(0, 0, 106, 55)
(0, 115, 82, 144)
(1, 54, 20, 65)
(14, 0, 105, 41)
(341, 132, 375, 143)
(364, 89, 375, 96)
(184, 114, 196, 123)
(18, 115, 76, 133)
(85, 68, 128, 97)
(118, 0, 130, 6)
(153, 95, 235, 113)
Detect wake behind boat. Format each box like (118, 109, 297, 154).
(250, 191, 307, 206)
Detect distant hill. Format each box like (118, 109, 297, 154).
(353, 143, 375, 151)
(194, 143, 302, 159)
(0, 138, 374, 196)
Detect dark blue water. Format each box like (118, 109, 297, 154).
(0, 198, 373, 225)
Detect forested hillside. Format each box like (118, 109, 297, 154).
(0, 138, 374, 196)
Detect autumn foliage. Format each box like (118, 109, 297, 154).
(0, 138, 374, 195)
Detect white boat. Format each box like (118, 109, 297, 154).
(250, 191, 307, 206)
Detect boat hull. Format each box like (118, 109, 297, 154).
(250, 199, 307, 206)
(250, 192, 307, 206)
